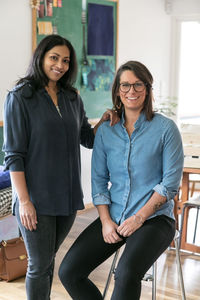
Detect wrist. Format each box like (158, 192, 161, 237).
(100, 216, 112, 225)
(19, 197, 31, 206)
(133, 214, 144, 225)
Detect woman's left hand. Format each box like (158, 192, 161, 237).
(101, 109, 120, 126)
(94, 109, 120, 135)
(117, 215, 143, 237)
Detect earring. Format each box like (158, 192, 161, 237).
(116, 101, 122, 110)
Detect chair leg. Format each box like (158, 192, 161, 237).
(152, 261, 157, 300)
(193, 207, 199, 244)
(174, 231, 186, 300)
(179, 206, 186, 249)
(103, 249, 120, 300)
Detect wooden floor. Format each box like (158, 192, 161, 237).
(1, 207, 200, 300)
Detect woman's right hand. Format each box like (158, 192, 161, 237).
(9, 171, 37, 231)
(102, 219, 123, 244)
(19, 200, 38, 231)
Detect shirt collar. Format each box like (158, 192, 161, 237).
(40, 86, 64, 95)
(121, 111, 147, 129)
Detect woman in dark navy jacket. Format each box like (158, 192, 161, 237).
(3, 34, 116, 300)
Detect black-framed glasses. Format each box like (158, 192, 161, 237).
(119, 82, 147, 93)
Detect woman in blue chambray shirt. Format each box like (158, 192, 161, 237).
(59, 61, 184, 300)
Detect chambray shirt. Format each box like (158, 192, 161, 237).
(92, 112, 184, 224)
(3, 83, 94, 216)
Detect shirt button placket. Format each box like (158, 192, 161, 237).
(120, 137, 131, 223)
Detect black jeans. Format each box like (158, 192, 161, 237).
(59, 215, 175, 300)
(15, 200, 76, 300)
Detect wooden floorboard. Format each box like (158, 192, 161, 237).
(1, 207, 200, 299)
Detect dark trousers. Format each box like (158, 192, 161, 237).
(59, 215, 175, 300)
(15, 200, 76, 300)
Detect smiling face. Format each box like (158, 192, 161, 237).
(119, 70, 147, 114)
(42, 45, 70, 85)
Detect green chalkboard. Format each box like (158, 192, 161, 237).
(36, 0, 118, 119)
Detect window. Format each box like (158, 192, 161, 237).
(178, 21, 200, 125)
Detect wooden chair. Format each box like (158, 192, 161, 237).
(179, 124, 200, 253)
(179, 195, 200, 253)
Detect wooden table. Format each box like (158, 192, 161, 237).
(175, 124, 200, 251)
(174, 167, 200, 252)
(175, 167, 200, 220)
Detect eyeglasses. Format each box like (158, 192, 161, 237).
(119, 82, 147, 93)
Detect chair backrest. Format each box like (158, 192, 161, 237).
(180, 124, 200, 168)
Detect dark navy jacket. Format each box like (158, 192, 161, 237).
(3, 83, 94, 215)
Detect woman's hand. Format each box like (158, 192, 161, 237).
(117, 215, 143, 237)
(19, 200, 38, 231)
(101, 109, 120, 126)
(10, 171, 38, 231)
(102, 219, 123, 244)
(93, 109, 120, 134)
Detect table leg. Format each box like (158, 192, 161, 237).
(181, 172, 189, 203)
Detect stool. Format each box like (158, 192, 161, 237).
(179, 195, 200, 253)
(103, 230, 186, 300)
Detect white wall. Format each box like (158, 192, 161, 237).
(118, 0, 171, 98)
(173, 0, 200, 15)
(0, 0, 199, 205)
(0, 0, 32, 119)
(81, 147, 93, 204)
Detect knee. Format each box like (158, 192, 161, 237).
(58, 260, 70, 284)
(58, 256, 79, 287)
(27, 256, 55, 279)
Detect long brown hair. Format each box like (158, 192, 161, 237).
(112, 61, 154, 121)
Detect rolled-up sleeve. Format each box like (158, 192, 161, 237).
(3, 92, 28, 171)
(91, 125, 111, 206)
(153, 119, 184, 200)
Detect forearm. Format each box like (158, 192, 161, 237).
(117, 192, 166, 237)
(137, 191, 166, 222)
(96, 204, 112, 224)
(10, 171, 37, 231)
(10, 171, 30, 204)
